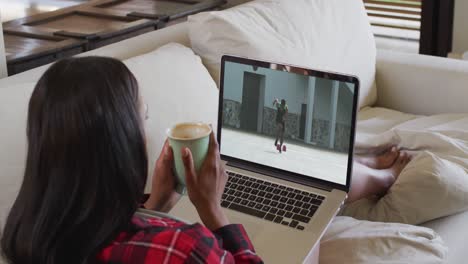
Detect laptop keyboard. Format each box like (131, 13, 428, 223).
(221, 171, 325, 231)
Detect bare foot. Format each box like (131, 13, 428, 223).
(347, 153, 412, 203)
(377, 152, 412, 191)
(355, 146, 399, 169)
(384, 152, 412, 180)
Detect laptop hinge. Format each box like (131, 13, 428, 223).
(226, 161, 334, 192)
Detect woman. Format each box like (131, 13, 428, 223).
(1, 57, 263, 264)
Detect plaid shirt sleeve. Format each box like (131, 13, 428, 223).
(212, 224, 262, 263)
(97, 215, 263, 264)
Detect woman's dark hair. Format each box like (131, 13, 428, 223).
(1, 57, 148, 264)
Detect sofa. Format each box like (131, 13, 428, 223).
(1, 1, 467, 263)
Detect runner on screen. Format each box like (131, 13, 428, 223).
(273, 98, 288, 153)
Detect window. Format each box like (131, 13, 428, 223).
(364, 0, 455, 57)
(364, 0, 422, 54)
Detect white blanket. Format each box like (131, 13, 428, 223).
(355, 107, 468, 153)
(320, 216, 447, 264)
(327, 107, 468, 264)
(343, 107, 468, 225)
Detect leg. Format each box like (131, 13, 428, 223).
(347, 152, 411, 203)
(277, 123, 284, 153)
(279, 124, 284, 147)
(274, 123, 280, 146)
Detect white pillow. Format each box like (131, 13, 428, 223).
(123, 43, 219, 191)
(0, 83, 35, 227)
(188, 0, 377, 109)
(321, 216, 448, 264)
(342, 151, 468, 225)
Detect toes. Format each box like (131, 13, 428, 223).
(386, 147, 396, 157)
(398, 152, 406, 164)
(403, 155, 409, 164)
(384, 146, 399, 160)
(399, 152, 412, 165)
(405, 154, 412, 164)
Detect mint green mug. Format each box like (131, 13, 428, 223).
(167, 122, 211, 194)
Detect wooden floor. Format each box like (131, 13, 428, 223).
(0, 0, 90, 22)
(1, 0, 250, 75)
(3, 0, 232, 75)
(0, 0, 251, 22)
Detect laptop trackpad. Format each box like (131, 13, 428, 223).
(225, 210, 265, 237)
(170, 197, 264, 237)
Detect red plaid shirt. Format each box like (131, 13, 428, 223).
(97, 213, 263, 263)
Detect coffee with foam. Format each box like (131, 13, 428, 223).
(168, 123, 211, 140)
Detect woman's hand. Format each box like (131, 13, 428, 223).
(182, 131, 229, 230)
(144, 140, 181, 213)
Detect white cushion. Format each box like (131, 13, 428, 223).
(123, 43, 219, 191)
(375, 49, 468, 115)
(321, 216, 448, 264)
(422, 210, 468, 264)
(0, 83, 35, 226)
(188, 0, 377, 109)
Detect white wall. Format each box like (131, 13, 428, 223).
(223, 62, 245, 102)
(313, 78, 332, 120)
(312, 79, 353, 124)
(0, 10, 7, 78)
(223, 61, 308, 114)
(336, 83, 354, 124)
(224, 61, 355, 124)
(453, 0, 468, 54)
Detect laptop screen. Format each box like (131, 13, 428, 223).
(219, 56, 358, 186)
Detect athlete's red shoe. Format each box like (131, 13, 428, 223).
(282, 145, 287, 152)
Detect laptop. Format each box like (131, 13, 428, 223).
(170, 55, 359, 263)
